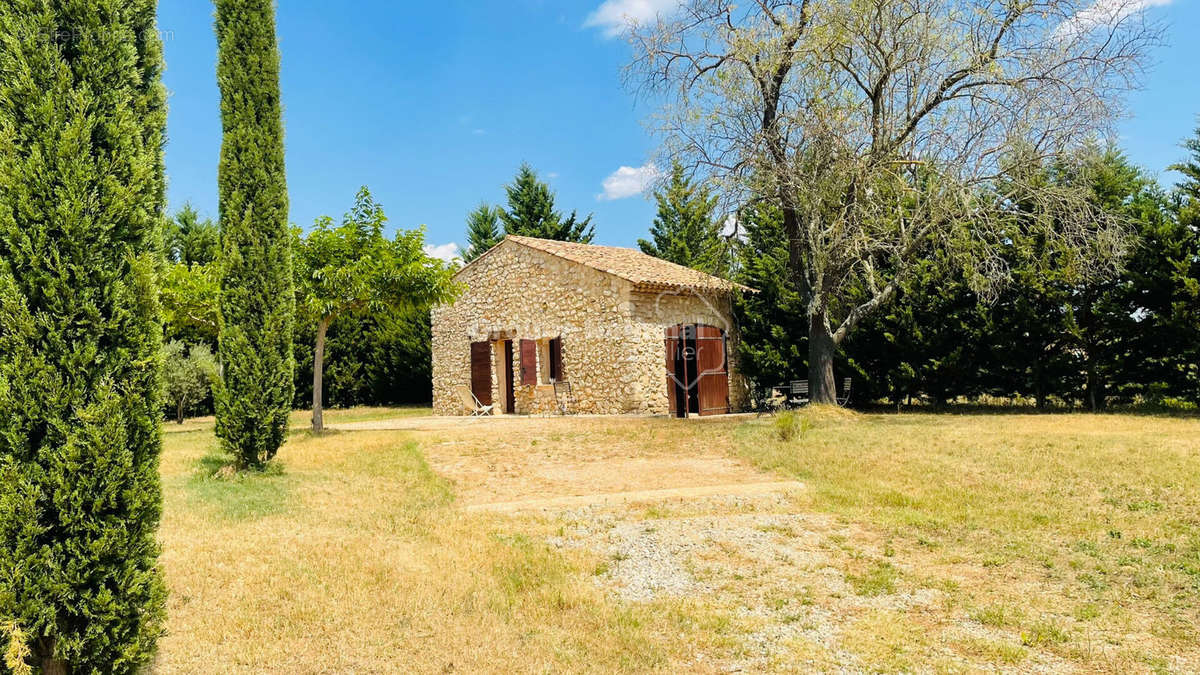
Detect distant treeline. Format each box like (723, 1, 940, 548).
(163, 138, 1200, 415)
(161, 204, 435, 418)
(734, 145, 1200, 410)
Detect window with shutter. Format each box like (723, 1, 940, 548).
(519, 339, 537, 386)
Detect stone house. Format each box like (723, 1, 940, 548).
(431, 235, 753, 417)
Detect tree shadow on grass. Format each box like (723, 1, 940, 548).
(186, 452, 295, 521)
(854, 401, 1199, 419)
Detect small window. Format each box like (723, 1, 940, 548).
(537, 339, 551, 385)
(533, 337, 564, 384)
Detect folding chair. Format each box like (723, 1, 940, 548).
(457, 385, 494, 417)
(837, 378, 852, 406)
(553, 380, 572, 415)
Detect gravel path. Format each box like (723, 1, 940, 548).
(465, 480, 804, 512)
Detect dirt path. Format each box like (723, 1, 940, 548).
(331, 414, 787, 509)
(465, 480, 804, 512)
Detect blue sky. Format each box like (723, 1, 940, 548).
(158, 0, 1198, 259)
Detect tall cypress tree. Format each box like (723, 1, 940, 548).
(0, 2, 168, 671)
(213, 0, 295, 469)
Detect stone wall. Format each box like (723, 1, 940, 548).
(431, 239, 749, 416)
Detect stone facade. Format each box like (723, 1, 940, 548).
(432, 238, 750, 416)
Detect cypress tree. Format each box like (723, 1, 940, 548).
(0, 2, 168, 671)
(213, 0, 295, 469)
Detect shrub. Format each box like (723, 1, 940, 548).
(0, 2, 169, 670)
(774, 411, 811, 441)
(163, 341, 219, 423)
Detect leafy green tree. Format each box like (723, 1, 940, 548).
(164, 203, 219, 266)
(295, 187, 457, 432)
(213, 0, 295, 469)
(1173, 120, 1200, 196)
(499, 164, 595, 242)
(0, 2, 168, 671)
(628, 0, 1155, 404)
(464, 202, 502, 262)
(293, 305, 435, 409)
(161, 261, 220, 347)
(986, 146, 1195, 409)
(162, 342, 219, 423)
(638, 163, 725, 273)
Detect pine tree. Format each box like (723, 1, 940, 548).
(464, 202, 502, 262)
(213, 0, 295, 469)
(638, 163, 724, 273)
(165, 203, 219, 266)
(499, 164, 595, 242)
(732, 202, 810, 394)
(1165, 122, 1200, 402)
(0, 2, 168, 671)
(1172, 120, 1200, 199)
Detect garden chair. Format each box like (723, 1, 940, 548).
(789, 380, 809, 408)
(457, 385, 493, 417)
(553, 380, 573, 415)
(755, 386, 787, 417)
(837, 378, 852, 406)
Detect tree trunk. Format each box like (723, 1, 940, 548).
(808, 311, 837, 405)
(38, 639, 67, 675)
(312, 317, 329, 433)
(177, 398, 185, 424)
(1087, 358, 1103, 412)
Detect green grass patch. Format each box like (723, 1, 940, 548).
(971, 603, 1024, 628)
(1021, 619, 1071, 647)
(958, 636, 1027, 665)
(490, 532, 570, 612)
(185, 452, 294, 521)
(846, 560, 898, 596)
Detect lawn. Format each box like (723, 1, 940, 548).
(152, 408, 1200, 673)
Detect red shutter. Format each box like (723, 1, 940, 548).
(665, 325, 679, 416)
(549, 337, 563, 381)
(470, 341, 492, 406)
(520, 339, 537, 386)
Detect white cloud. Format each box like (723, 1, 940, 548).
(598, 163, 660, 201)
(584, 0, 681, 38)
(424, 242, 460, 262)
(1057, 0, 1171, 37)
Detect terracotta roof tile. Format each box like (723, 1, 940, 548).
(499, 235, 755, 294)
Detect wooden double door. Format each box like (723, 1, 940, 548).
(665, 324, 730, 417)
(470, 340, 515, 413)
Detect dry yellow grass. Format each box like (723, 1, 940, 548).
(151, 408, 1200, 673)
(735, 409, 1200, 672)
(154, 417, 712, 673)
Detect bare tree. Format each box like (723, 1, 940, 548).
(626, 0, 1161, 403)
